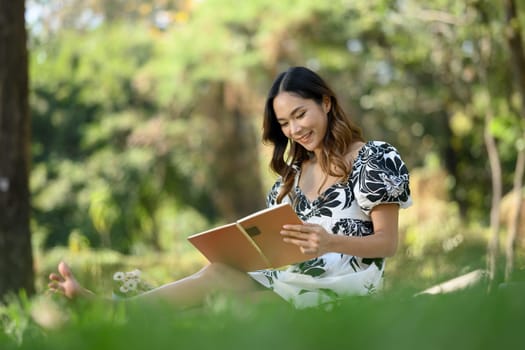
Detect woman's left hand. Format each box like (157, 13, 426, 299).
(280, 223, 332, 255)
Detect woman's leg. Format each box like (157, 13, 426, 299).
(49, 261, 270, 308)
(135, 262, 265, 308)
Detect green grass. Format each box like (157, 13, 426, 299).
(1, 282, 524, 350)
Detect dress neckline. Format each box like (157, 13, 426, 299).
(294, 141, 370, 204)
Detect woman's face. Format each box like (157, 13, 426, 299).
(273, 92, 330, 153)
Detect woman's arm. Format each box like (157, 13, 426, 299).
(281, 203, 400, 258)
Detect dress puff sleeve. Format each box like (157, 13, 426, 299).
(352, 141, 412, 216)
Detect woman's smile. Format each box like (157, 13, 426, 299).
(295, 131, 313, 144)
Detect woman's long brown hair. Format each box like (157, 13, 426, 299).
(262, 66, 364, 203)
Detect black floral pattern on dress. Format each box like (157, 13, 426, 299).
(352, 142, 410, 212)
(362, 258, 384, 270)
(296, 187, 342, 220)
(332, 219, 373, 236)
(290, 257, 327, 277)
(266, 181, 282, 207)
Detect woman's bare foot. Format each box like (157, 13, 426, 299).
(48, 261, 94, 299)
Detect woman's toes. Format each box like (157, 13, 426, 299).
(47, 282, 62, 294)
(49, 273, 64, 282)
(58, 261, 72, 279)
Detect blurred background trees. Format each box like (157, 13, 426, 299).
(13, 0, 525, 293)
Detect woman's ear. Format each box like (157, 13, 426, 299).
(322, 95, 331, 113)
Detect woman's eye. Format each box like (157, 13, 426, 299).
(296, 111, 306, 119)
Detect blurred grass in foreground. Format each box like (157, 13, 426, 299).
(11, 169, 523, 350)
(1, 281, 524, 350)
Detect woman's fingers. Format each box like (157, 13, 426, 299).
(281, 224, 311, 239)
(281, 224, 322, 241)
(283, 235, 319, 253)
(300, 246, 316, 254)
(282, 224, 305, 231)
(281, 223, 324, 254)
(281, 230, 310, 240)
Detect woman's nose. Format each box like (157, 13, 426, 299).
(289, 121, 301, 136)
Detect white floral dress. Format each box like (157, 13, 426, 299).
(248, 141, 412, 308)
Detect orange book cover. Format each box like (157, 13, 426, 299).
(187, 203, 317, 271)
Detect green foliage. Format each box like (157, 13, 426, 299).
(0, 291, 43, 347)
(30, 21, 219, 252)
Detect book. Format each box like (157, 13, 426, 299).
(187, 203, 318, 272)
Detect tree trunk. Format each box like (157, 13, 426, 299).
(484, 109, 503, 289)
(505, 148, 524, 281)
(0, 0, 35, 297)
(474, 2, 503, 289)
(503, 0, 525, 282)
(203, 81, 265, 222)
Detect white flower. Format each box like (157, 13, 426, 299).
(443, 234, 464, 252)
(125, 269, 141, 280)
(124, 279, 138, 291)
(112, 268, 152, 297)
(113, 272, 125, 281)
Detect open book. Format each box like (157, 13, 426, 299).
(187, 203, 318, 271)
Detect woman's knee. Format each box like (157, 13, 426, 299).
(200, 263, 256, 291)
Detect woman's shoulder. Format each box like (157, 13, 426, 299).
(354, 140, 408, 173)
(343, 141, 366, 164)
(356, 140, 403, 158)
(362, 140, 398, 151)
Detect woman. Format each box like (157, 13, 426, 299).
(49, 66, 412, 309)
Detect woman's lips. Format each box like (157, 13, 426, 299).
(295, 131, 312, 144)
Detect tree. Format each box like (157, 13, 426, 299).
(0, 0, 35, 297)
